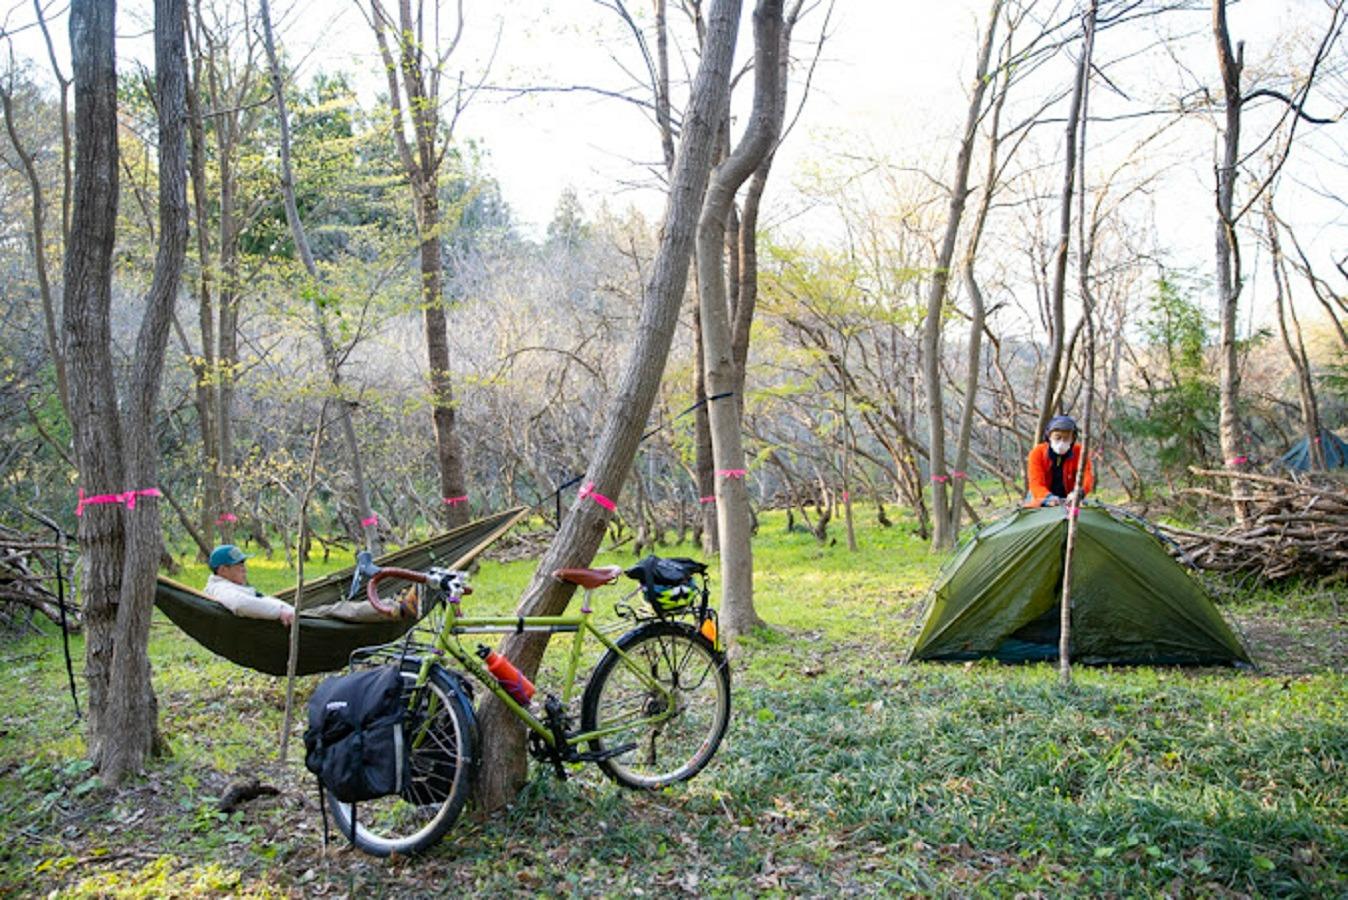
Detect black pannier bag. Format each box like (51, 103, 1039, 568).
(304, 664, 408, 803)
(624, 556, 707, 613)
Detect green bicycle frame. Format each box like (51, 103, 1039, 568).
(412, 600, 675, 750)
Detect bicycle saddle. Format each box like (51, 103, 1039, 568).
(553, 566, 623, 589)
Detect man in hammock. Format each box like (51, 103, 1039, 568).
(1024, 414, 1094, 507)
(205, 544, 418, 625)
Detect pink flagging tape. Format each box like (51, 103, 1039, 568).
(842, 491, 850, 502)
(361, 515, 379, 528)
(122, 488, 161, 510)
(1065, 506, 1081, 519)
(216, 512, 238, 524)
(442, 495, 469, 506)
(579, 483, 616, 512)
(717, 469, 748, 479)
(76, 487, 162, 517)
(931, 474, 949, 483)
(1225, 455, 1249, 467)
(699, 495, 716, 504)
(951, 471, 967, 480)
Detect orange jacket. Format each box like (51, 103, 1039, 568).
(1025, 442, 1094, 506)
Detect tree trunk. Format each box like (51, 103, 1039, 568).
(1034, 23, 1089, 444)
(64, 0, 125, 767)
(472, 0, 743, 815)
(184, 19, 220, 552)
(1213, 0, 1251, 519)
(420, 189, 470, 529)
(259, 0, 381, 553)
(922, 0, 1001, 551)
(696, 0, 784, 639)
(1266, 201, 1324, 470)
(692, 307, 719, 555)
(65, 0, 189, 783)
(367, 0, 471, 530)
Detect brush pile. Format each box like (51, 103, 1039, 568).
(1160, 468, 1348, 581)
(0, 522, 78, 630)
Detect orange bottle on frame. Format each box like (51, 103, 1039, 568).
(476, 645, 535, 706)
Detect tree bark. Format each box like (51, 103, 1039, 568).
(1212, 0, 1250, 519)
(259, 0, 381, 553)
(0, 80, 70, 417)
(1033, 18, 1090, 446)
(64, 0, 126, 770)
(696, 0, 785, 639)
(1265, 201, 1324, 470)
(922, 0, 1001, 551)
(368, 0, 470, 529)
(64, 0, 189, 782)
(472, 0, 744, 815)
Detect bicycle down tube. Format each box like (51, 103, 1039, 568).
(430, 611, 678, 749)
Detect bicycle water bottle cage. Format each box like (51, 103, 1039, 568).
(624, 556, 707, 614)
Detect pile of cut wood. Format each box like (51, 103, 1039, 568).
(0, 523, 78, 630)
(1160, 469, 1348, 582)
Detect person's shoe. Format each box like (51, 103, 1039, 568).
(397, 586, 421, 620)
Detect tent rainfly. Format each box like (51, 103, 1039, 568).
(907, 506, 1252, 667)
(1279, 429, 1348, 471)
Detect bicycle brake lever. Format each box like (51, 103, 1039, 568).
(349, 550, 378, 600)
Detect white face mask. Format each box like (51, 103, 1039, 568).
(1050, 438, 1072, 456)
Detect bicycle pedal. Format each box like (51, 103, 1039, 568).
(574, 742, 636, 763)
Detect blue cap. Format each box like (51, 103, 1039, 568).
(208, 544, 251, 571)
(1045, 415, 1078, 437)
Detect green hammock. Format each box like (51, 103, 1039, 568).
(154, 507, 528, 676)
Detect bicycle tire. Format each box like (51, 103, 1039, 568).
(327, 659, 477, 857)
(580, 621, 730, 790)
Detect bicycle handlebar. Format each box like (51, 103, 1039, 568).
(360, 561, 472, 615)
(367, 566, 429, 614)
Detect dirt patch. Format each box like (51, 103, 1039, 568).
(1233, 610, 1348, 674)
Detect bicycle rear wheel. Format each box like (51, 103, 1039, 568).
(327, 660, 476, 857)
(580, 621, 730, 790)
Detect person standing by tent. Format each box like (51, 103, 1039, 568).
(204, 544, 418, 625)
(1025, 415, 1094, 507)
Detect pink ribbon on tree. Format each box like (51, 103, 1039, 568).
(442, 495, 469, 506)
(216, 512, 238, 525)
(841, 491, 850, 502)
(1065, 506, 1081, 519)
(951, 471, 967, 480)
(75, 487, 162, 517)
(578, 483, 616, 512)
(1225, 455, 1249, 467)
(699, 495, 716, 505)
(361, 515, 379, 528)
(931, 474, 949, 484)
(717, 469, 748, 479)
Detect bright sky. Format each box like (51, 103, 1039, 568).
(4, 0, 1344, 319)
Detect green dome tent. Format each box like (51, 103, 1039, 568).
(907, 506, 1252, 667)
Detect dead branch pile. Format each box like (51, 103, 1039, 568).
(0, 523, 80, 631)
(1160, 468, 1348, 582)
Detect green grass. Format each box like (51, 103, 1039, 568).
(0, 509, 1343, 897)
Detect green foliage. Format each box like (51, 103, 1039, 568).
(1114, 277, 1219, 480)
(1, 511, 1343, 896)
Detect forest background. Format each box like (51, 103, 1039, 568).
(0, 0, 1346, 893)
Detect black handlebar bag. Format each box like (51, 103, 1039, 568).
(304, 664, 407, 803)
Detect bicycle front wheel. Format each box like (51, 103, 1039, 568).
(327, 660, 476, 857)
(580, 621, 730, 790)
